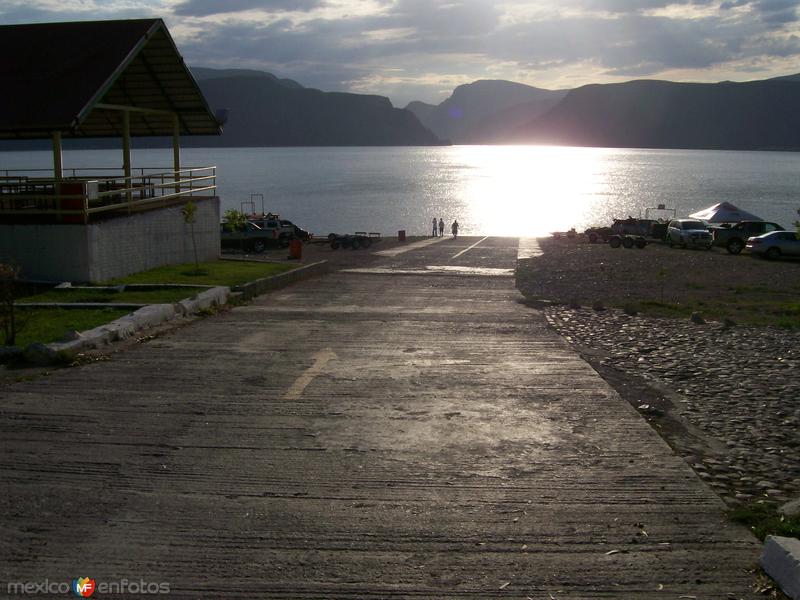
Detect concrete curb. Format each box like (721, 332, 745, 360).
(761, 536, 800, 599)
(233, 260, 330, 300)
(7, 262, 328, 365)
(42, 286, 230, 360)
(175, 286, 230, 316)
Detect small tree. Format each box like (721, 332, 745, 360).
(0, 264, 24, 346)
(223, 208, 247, 231)
(181, 201, 200, 273)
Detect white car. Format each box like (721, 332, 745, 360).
(666, 219, 713, 249)
(746, 230, 800, 260)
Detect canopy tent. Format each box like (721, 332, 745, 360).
(688, 202, 763, 223)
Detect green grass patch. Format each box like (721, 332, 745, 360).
(18, 287, 199, 305)
(9, 308, 130, 347)
(729, 503, 800, 541)
(105, 260, 295, 287)
(626, 298, 800, 328)
(629, 300, 696, 319)
(729, 285, 774, 294)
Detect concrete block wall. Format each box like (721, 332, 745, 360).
(86, 197, 220, 282)
(0, 196, 220, 283)
(0, 223, 91, 282)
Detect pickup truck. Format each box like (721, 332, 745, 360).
(248, 216, 312, 246)
(220, 221, 279, 253)
(710, 221, 785, 254)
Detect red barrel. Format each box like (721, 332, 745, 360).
(289, 238, 303, 259)
(398, 229, 406, 242)
(60, 182, 84, 223)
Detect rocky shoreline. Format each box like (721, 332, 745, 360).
(542, 305, 800, 506)
(516, 237, 800, 507)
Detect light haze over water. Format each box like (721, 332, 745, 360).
(2, 146, 798, 237)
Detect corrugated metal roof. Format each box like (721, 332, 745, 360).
(0, 19, 221, 139)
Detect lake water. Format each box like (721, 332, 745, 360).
(2, 146, 798, 237)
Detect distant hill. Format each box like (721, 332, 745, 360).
(6, 69, 800, 151)
(767, 72, 800, 83)
(0, 67, 443, 149)
(513, 79, 800, 150)
(454, 94, 566, 143)
(404, 101, 437, 124)
(191, 67, 304, 90)
(188, 72, 443, 147)
(406, 80, 568, 143)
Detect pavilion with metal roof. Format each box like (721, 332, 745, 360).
(0, 18, 224, 282)
(0, 18, 222, 223)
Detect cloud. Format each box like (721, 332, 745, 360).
(0, 0, 163, 24)
(172, 0, 326, 17)
(486, 14, 717, 75)
(381, 0, 501, 37)
(720, 0, 800, 24)
(5, 0, 800, 105)
(753, 0, 800, 23)
(566, 0, 717, 13)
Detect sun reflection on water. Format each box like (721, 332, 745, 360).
(450, 145, 610, 237)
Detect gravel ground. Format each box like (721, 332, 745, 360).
(516, 235, 800, 322)
(516, 236, 800, 507)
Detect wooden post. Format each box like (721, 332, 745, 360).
(52, 131, 64, 222)
(173, 114, 181, 195)
(52, 131, 63, 181)
(122, 110, 132, 213)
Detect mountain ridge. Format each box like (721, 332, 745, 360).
(513, 78, 800, 150)
(4, 68, 800, 150)
(189, 73, 442, 147)
(405, 79, 567, 143)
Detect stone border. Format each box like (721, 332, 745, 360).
(761, 536, 800, 599)
(5, 260, 332, 365)
(26, 286, 231, 362)
(232, 260, 330, 300)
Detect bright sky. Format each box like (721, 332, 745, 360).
(2, 0, 800, 106)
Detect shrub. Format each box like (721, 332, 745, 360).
(0, 264, 25, 346)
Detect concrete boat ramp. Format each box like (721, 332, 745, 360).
(0, 237, 761, 598)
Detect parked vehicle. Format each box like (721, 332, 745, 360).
(246, 215, 294, 247)
(612, 217, 655, 237)
(280, 219, 313, 242)
(247, 214, 312, 246)
(608, 234, 647, 249)
(587, 217, 666, 243)
(585, 226, 613, 243)
(745, 230, 800, 260)
(710, 221, 784, 254)
(220, 221, 279, 253)
(324, 232, 382, 250)
(666, 219, 713, 249)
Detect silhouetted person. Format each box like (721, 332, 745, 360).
(438, 218, 445, 237)
(432, 218, 438, 237)
(451, 220, 459, 239)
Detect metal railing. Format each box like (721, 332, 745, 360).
(0, 166, 216, 223)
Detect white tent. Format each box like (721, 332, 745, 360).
(689, 202, 763, 223)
